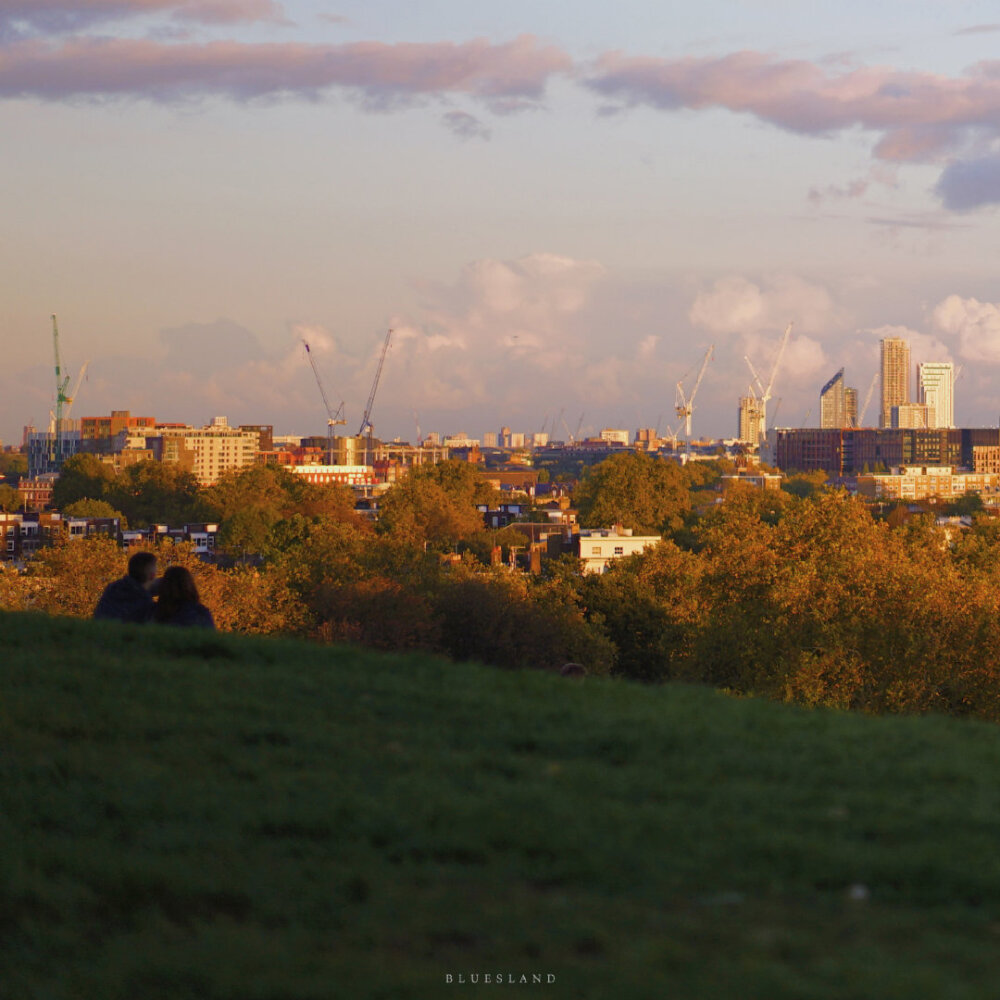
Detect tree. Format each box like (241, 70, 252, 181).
(204, 465, 362, 557)
(0, 484, 21, 512)
(376, 461, 495, 549)
(0, 453, 27, 485)
(107, 461, 203, 528)
(63, 499, 128, 526)
(574, 452, 690, 535)
(51, 453, 116, 509)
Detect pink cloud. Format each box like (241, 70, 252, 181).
(586, 50, 1000, 162)
(0, 0, 285, 34)
(0, 34, 571, 106)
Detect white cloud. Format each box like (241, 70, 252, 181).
(689, 274, 834, 337)
(932, 295, 1000, 363)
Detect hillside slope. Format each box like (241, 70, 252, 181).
(4, 611, 1000, 999)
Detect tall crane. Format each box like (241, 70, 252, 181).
(63, 361, 89, 421)
(856, 371, 879, 427)
(744, 322, 792, 446)
(302, 339, 345, 465)
(51, 315, 73, 466)
(358, 328, 393, 465)
(675, 344, 714, 452)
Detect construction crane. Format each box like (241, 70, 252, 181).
(50, 315, 73, 466)
(63, 360, 89, 421)
(744, 322, 792, 446)
(357, 328, 393, 465)
(675, 344, 714, 452)
(856, 371, 879, 428)
(302, 338, 346, 465)
(573, 412, 585, 444)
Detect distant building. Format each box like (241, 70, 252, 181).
(856, 465, 1000, 501)
(599, 428, 630, 446)
(845, 387, 858, 428)
(880, 337, 910, 428)
(891, 403, 930, 430)
(286, 464, 376, 487)
(576, 527, 660, 574)
(738, 396, 761, 446)
(139, 416, 260, 486)
(482, 431, 498, 448)
(721, 471, 783, 492)
(917, 362, 955, 428)
(442, 432, 480, 448)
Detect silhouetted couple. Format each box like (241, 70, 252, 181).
(94, 552, 215, 629)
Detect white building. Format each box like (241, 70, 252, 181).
(917, 362, 955, 428)
(576, 527, 660, 574)
(600, 428, 630, 446)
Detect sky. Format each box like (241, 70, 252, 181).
(3, 0, 1000, 445)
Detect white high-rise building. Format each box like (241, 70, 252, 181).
(917, 362, 955, 429)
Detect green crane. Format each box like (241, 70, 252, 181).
(51, 314, 72, 466)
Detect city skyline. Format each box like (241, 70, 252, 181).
(3, 2, 1000, 444)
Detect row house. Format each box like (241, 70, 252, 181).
(0, 512, 120, 562)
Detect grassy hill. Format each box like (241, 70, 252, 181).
(5, 611, 1000, 999)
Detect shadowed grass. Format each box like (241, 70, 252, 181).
(5, 610, 1000, 998)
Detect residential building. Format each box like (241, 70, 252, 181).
(576, 527, 660, 574)
(917, 362, 955, 428)
(820, 368, 852, 428)
(145, 416, 261, 486)
(845, 387, 858, 428)
(891, 403, 931, 429)
(855, 465, 1000, 501)
(880, 337, 910, 428)
(738, 396, 761, 446)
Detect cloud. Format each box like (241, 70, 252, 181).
(688, 274, 834, 336)
(442, 109, 491, 141)
(954, 24, 1000, 36)
(934, 154, 1000, 211)
(586, 49, 1000, 211)
(0, 0, 285, 35)
(808, 178, 869, 204)
(932, 295, 1000, 362)
(0, 34, 572, 109)
(586, 51, 1000, 157)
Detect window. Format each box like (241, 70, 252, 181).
(591, 546, 601, 555)
(614, 546, 624, 556)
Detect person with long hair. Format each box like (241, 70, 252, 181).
(153, 566, 216, 629)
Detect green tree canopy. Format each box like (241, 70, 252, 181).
(63, 499, 128, 527)
(52, 453, 116, 509)
(0, 484, 21, 512)
(107, 461, 203, 528)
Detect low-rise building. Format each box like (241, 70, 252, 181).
(576, 527, 660, 574)
(856, 465, 1000, 501)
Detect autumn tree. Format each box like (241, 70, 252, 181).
(574, 451, 690, 535)
(376, 460, 496, 549)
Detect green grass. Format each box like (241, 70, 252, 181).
(5, 611, 1000, 998)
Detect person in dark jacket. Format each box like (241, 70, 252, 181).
(153, 566, 216, 629)
(94, 551, 158, 624)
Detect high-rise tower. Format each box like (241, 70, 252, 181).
(917, 362, 955, 428)
(880, 337, 910, 429)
